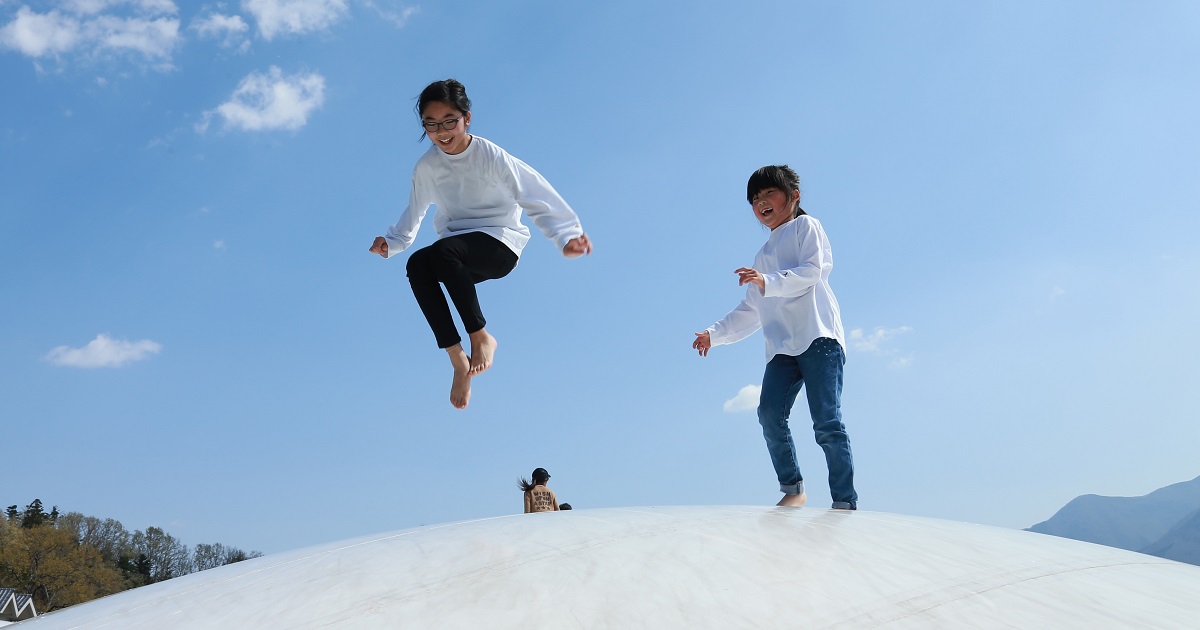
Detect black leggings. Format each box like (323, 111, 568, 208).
(405, 232, 519, 349)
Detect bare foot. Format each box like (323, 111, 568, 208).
(446, 345, 472, 409)
(776, 492, 807, 508)
(468, 329, 497, 375)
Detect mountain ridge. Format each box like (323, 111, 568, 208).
(1026, 475, 1200, 565)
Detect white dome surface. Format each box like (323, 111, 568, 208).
(19, 506, 1200, 628)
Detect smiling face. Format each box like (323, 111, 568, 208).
(421, 100, 472, 155)
(750, 187, 800, 230)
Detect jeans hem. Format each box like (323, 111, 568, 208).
(779, 481, 805, 496)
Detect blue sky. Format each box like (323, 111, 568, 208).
(3, 1, 1199, 555)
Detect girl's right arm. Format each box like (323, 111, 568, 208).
(377, 163, 436, 258)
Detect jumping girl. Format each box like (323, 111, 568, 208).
(370, 79, 592, 409)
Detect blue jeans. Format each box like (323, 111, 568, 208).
(758, 338, 857, 509)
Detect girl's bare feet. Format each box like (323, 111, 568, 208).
(447, 345, 472, 409)
(468, 329, 497, 375)
(776, 492, 807, 508)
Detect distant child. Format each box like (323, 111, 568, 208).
(370, 79, 592, 410)
(518, 467, 559, 513)
(692, 165, 857, 510)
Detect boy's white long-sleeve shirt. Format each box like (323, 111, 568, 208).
(383, 136, 584, 258)
(706, 215, 846, 362)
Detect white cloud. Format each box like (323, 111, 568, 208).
(722, 384, 760, 413)
(848, 326, 912, 353)
(243, 0, 348, 40)
(201, 66, 325, 132)
(45, 333, 162, 368)
(1049, 286, 1065, 301)
(0, 3, 179, 63)
(87, 14, 179, 59)
(191, 12, 249, 50)
(0, 7, 83, 57)
(213, 239, 226, 249)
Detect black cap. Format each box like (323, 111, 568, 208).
(533, 467, 550, 480)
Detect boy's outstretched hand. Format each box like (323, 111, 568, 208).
(693, 331, 712, 357)
(369, 236, 389, 258)
(736, 267, 765, 291)
(563, 234, 593, 258)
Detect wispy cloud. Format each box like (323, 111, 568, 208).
(361, 0, 417, 28)
(91, 14, 179, 59)
(722, 384, 760, 413)
(190, 12, 249, 51)
(0, 2, 179, 66)
(197, 65, 325, 132)
(243, 0, 349, 41)
(65, 0, 178, 15)
(848, 326, 912, 353)
(849, 325, 913, 368)
(45, 333, 162, 368)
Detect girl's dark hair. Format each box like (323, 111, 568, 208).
(415, 78, 471, 140)
(747, 165, 806, 218)
(517, 467, 550, 492)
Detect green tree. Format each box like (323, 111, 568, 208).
(129, 527, 191, 583)
(191, 542, 225, 572)
(224, 548, 265, 564)
(57, 512, 131, 566)
(193, 543, 264, 572)
(0, 519, 123, 611)
(20, 499, 58, 528)
(4, 500, 265, 611)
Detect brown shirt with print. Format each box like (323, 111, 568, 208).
(524, 486, 559, 513)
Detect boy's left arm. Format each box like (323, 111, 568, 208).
(762, 219, 829, 298)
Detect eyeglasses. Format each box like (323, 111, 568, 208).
(422, 117, 462, 132)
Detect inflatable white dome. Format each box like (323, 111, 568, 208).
(18, 506, 1200, 628)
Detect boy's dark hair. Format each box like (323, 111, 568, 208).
(747, 165, 805, 218)
(415, 79, 471, 140)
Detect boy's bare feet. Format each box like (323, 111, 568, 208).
(776, 492, 807, 508)
(468, 329, 497, 375)
(447, 345, 472, 409)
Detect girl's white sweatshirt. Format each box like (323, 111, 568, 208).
(383, 136, 583, 258)
(707, 215, 846, 361)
